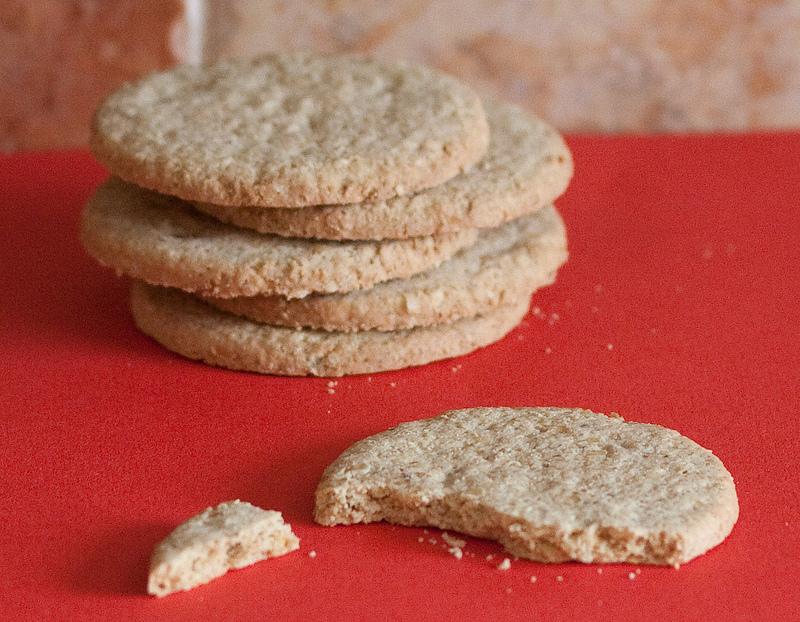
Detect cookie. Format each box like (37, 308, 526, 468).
(193, 100, 573, 240)
(147, 500, 299, 597)
(80, 177, 477, 299)
(314, 407, 739, 567)
(129, 281, 530, 377)
(90, 52, 489, 208)
(200, 206, 567, 332)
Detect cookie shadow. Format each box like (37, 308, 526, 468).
(69, 521, 174, 597)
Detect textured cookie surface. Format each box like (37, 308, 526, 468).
(315, 407, 738, 566)
(194, 100, 573, 240)
(90, 52, 489, 207)
(130, 281, 530, 377)
(148, 500, 299, 597)
(80, 177, 476, 299)
(201, 206, 567, 331)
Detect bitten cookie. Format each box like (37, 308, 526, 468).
(200, 206, 567, 332)
(193, 99, 573, 240)
(129, 282, 530, 377)
(314, 407, 738, 567)
(80, 177, 477, 299)
(90, 52, 489, 207)
(148, 500, 299, 597)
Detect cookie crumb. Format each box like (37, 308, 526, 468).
(308, 551, 317, 558)
(556, 575, 564, 581)
(498, 558, 511, 570)
(530, 575, 537, 583)
(441, 532, 466, 549)
(628, 572, 636, 580)
(442, 532, 466, 559)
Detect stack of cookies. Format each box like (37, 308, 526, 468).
(81, 52, 573, 377)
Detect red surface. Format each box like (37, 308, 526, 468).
(2, 136, 799, 621)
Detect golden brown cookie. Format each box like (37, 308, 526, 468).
(80, 177, 477, 299)
(315, 407, 739, 567)
(129, 281, 530, 377)
(90, 52, 489, 208)
(200, 206, 567, 331)
(193, 100, 573, 240)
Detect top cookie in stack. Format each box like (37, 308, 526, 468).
(81, 51, 573, 377)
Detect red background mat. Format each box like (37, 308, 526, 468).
(1, 135, 798, 621)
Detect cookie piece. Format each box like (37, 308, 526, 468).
(194, 100, 573, 240)
(315, 407, 739, 567)
(129, 281, 530, 377)
(90, 52, 489, 208)
(200, 206, 567, 331)
(80, 177, 477, 299)
(147, 500, 299, 597)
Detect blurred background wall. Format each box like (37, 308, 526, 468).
(2, 0, 799, 152)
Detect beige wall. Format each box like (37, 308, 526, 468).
(1, 0, 186, 151)
(211, 0, 800, 133)
(2, 0, 798, 151)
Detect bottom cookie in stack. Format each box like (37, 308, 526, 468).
(131, 283, 531, 377)
(128, 206, 567, 377)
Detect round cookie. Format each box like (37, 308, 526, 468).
(200, 206, 567, 332)
(90, 52, 489, 208)
(80, 177, 477, 299)
(194, 100, 573, 240)
(314, 407, 739, 567)
(129, 281, 530, 377)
